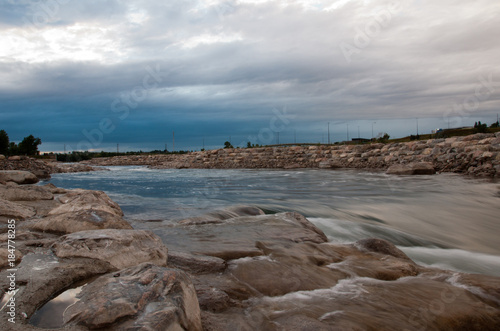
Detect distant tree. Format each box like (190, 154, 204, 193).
(18, 135, 42, 155)
(8, 142, 18, 155)
(491, 121, 500, 128)
(224, 141, 233, 149)
(247, 142, 252, 148)
(376, 133, 390, 143)
(473, 121, 487, 133)
(0, 130, 9, 155)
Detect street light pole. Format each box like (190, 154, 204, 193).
(328, 122, 330, 144)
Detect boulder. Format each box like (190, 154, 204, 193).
(355, 238, 413, 261)
(8, 155, 21, 161)
(0, 170, 39, 184)
(52, 229, 168, 269)
(63, 263, 203, 331)
(25, 209, 133, 234)
(43, 183, 67, 194)
(386, 162, 436, 175)
(0, 154, 5, 160)
(0, 185, 54, 201)
(49, 189, 123, 216)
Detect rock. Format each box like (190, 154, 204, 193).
(496, 131, 500, 138)
(355, 238, 413, 261)
(43, 183, 67, 194)
(0, 185, 54, 201)
(386, 162, 436, 175)
(160, 211, 328, 260)
(63, 263, 202, 331)
(52, 229, 168, 269)
(179, 205, 265, 225)
(8, 155, 21, 161)
(25, 209, 133, 234)
(0, 154, 5, 160)
(0, 247, 23, 268)
(49, 189, 123, 216)
(168, 251, 226, 274)
(0, 170, 39, 184)
(0, 198, 36, 222)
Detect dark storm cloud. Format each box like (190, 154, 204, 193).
(1, 0, 499, 151)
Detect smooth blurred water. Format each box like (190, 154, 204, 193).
(47, 166, 500, 276)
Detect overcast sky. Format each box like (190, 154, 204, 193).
(1, 0, 499, 152)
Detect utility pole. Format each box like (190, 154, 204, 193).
(372, 122, 376, 139)
(117, 143, 119, 154)
(203, 138, 205, 150)
(64, 144, 66, 154)
(328, 122, 330, 144)
(173, 132, 175, 152)
(416, 118, 419, 136)
(294, 130, 296, 144)
(346, 123, 349, 142)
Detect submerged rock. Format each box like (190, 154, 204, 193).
(63, 263, 202, 331)
(52, 229, 168, 269)
(386, 162, 436, 175)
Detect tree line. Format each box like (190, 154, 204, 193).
(0, 130, 42, 156)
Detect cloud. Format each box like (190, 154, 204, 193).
(0, 0, 499, 151)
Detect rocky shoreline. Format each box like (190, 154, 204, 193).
(1, 170, 500, 330)
(0, 157, 99, 180)
(81, 132, 500, 177)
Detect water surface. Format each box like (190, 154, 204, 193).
(47, 167, 500, 276)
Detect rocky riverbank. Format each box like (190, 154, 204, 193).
(84, 132, 500, 177)
(1, 170, 499, 330)
(0, 156, 100, 180)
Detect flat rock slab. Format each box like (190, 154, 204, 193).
(0, 170, 39, 184)
(0, 184, 54, 201)
(156, 212, 328, 260)
(52, 229, 167, 269)
(387, 162, 436, 175)
(25, 209, 133, 234)
(0, 198, 36, 222)
(64, 263, 203, 331)
(50, 189, 124, 216)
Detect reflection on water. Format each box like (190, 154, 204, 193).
(30, 286, 83, 329)
(47, 167, 500, 276)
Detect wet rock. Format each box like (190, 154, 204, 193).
(160, 211, 328, 260)
(52, 229, 168, 269)
(25, 209, 133, 234)
(63, 263, 202, 331)
(168, 251, 226, 274)
(50, 189, 123, 216)
(355, 238, 413, 261)
(0, 253, 114, 320)
(179, 205, 265, 225)
(386, 162, 436, 175)
(0, 184, 54, 201)
(0, 170, 39, 184)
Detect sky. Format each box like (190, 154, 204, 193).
(0, 0, 499, 152)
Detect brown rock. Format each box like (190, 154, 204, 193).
(0, 170, 39, 184)
(0, 185, 54, 201)
(25, 209, 133, 234)
(63, 263, 202, 331)
(52, 229, 167, 269)
(0, 198, 36, 222)
(386, 162, 436, 175)
(50, 189, 123, 216)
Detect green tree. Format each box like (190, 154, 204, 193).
(474, 121, 487, 133)
(490, 121, 499, 128)
(8, 142, 18, 155)
(224, 141, 233, 149)
(376, 133, 390, 143)
(18, 135, 42, 155)
(0, 130, 9, 155)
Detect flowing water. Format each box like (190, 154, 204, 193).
(47, 166, 500, 277)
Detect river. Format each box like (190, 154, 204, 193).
(46, 166, 500, 277)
